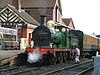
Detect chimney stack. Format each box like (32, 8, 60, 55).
(18, 0, 21, 12)
(40, 15, 46, 26)
(12, 0, 21, 12)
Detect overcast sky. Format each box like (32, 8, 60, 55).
(61, 0, 100, 35)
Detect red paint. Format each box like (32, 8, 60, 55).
(26, 48, 70, 56)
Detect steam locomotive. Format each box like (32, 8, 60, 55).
(26, 15, 100, 64)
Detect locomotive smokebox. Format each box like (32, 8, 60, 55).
(40, 15, 46, 26)
(32, 15, 51, 47)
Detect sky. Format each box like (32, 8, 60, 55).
(61, 0, 100, 35)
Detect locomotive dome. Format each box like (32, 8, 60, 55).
(47, 20, 55, 29)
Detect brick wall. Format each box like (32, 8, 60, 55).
(12, 0, 18, 10)
(25, 9, 53, 23)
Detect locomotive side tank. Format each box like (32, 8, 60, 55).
(47, 20, 65, 48)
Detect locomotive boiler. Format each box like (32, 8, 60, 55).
(32, 15, 65, 48)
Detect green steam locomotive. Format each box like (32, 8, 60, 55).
(26, 16, 100, 64)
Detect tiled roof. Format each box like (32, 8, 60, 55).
(21, 0, 56, 8)
(0, 0, 56, 8)
(0, 0, 12, 8)
(62, 18, 72, 26)
(7, 4, 39, 25)
(62, 18, 75, 29)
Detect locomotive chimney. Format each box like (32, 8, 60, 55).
(40, 15, 46, 26)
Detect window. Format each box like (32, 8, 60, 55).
(55, 6, 61, 22)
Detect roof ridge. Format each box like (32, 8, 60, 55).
(7, 3, 15, 9)
(1, 4, 39, 25)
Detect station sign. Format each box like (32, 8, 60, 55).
(0, 27, 17, 35)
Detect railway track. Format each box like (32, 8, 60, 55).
(0, 64, 10, 70)
(41, 59, 93, 75)
(0, 65, 34, 75)
(76, 66, 93, 75)
(0, 59, 93, 75)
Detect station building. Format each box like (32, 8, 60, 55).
(0, 4, 39, 50)
(0, 0, 75, 50)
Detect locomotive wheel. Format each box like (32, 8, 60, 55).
(58, 53, 63, 63)
(63, 52, 67, 63)
(51, 57, 57, 64)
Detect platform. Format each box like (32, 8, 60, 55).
(0, 50, 25, 60)
(0, 50, 25, 66)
